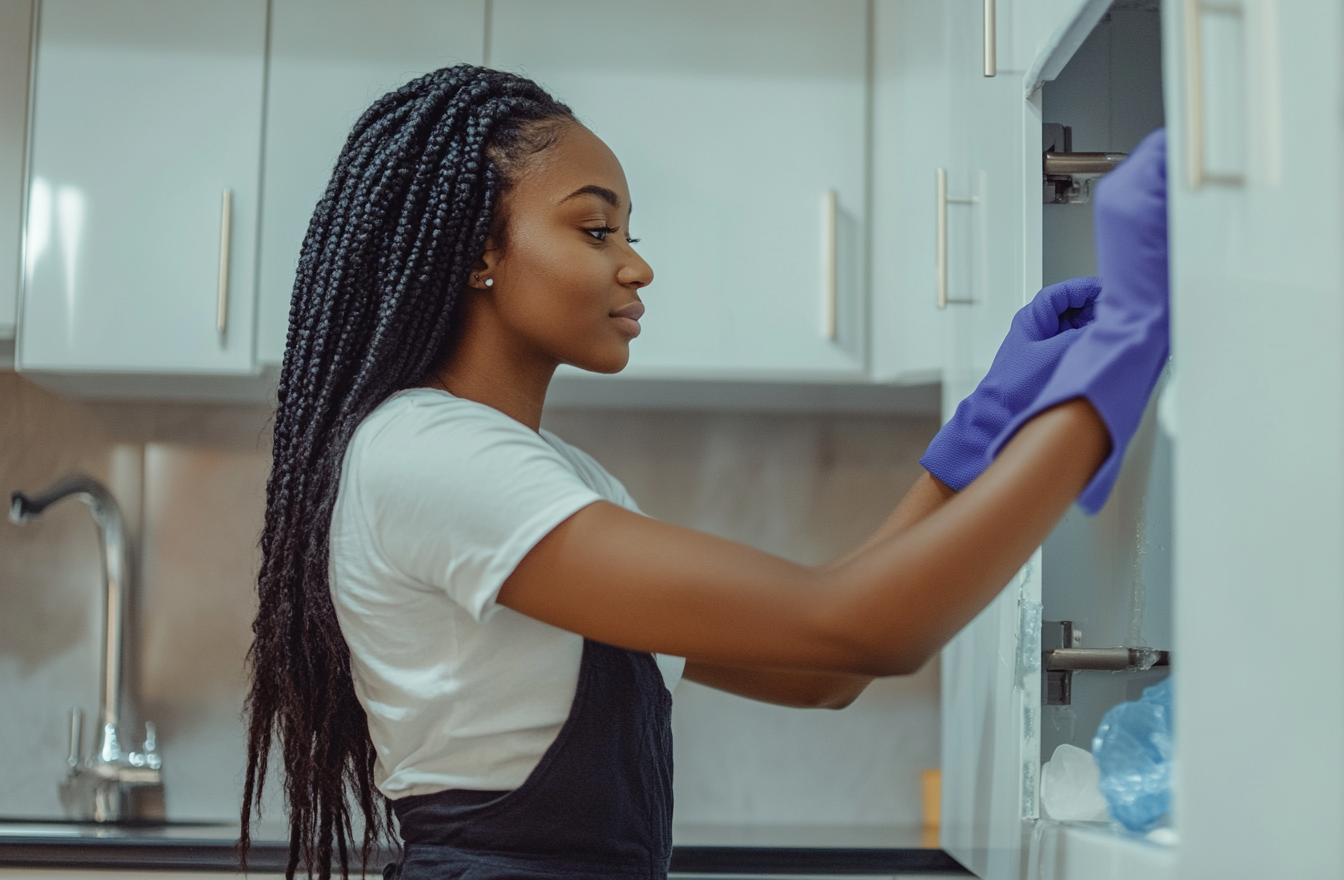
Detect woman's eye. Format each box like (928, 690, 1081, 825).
(586, 226, 618, 241)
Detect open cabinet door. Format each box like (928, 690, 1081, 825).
(940, 560, 1042, 879)
(936, 2, 1085, 876)
(1164, 0, 1344, 875)
(944, 0, 1344, 876)
(940, 5, 1170, 879)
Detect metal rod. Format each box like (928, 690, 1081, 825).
(821, 189, 838, 340)
(936, 169, 948, 308)
(936, 169, 976, 308)
(1044, 647, 1171, 672)
(1043, 152, 1129, 176)
(217, 188, 232, 335)
(1184, 0, 1204, 189)
(983, 0, 996, 77)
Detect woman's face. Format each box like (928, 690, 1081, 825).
(474, 122, 654, 375)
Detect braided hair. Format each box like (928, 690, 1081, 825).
(239, 66, 575, 879)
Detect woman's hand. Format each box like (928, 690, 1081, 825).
(921, 276, 1101, 490)
(988, 128, 1169, 513)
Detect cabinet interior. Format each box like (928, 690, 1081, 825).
(1039, 7, 1171, 764)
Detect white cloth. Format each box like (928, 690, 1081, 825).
(329, 388, 684, 798)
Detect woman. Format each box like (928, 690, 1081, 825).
(239, 66, 1168, 879)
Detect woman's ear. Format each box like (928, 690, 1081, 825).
(469, 240, 500, 290)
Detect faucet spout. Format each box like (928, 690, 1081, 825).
(12, 476, 158, 821)
(12, 476, 129, 738)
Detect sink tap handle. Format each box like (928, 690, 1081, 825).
(142, 721, 162, 770)
(66, 707, 84, 772)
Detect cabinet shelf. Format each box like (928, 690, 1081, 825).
(1028, 820, 1176, 880)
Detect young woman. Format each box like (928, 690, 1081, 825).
(239, 66, 1168, 880)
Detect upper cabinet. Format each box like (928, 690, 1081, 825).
(8, 0, 933, 399)
(869, 0, 951, 385)
(19, 0, 266, 378)
(0, 0, 34, 341)
(256, 0, 485, 364)
(491, 0, 869, 381)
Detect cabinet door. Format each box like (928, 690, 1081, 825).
(0, 0, 33, 340)
(938, 5, 1166, 879)
(256, 0, 485, 365)
(19, 0, 265, 373)
(1163, 0, 1344, 876)
(997, 0, 1107, 77)
(869, 0, 951, 384)
(491, 0, 868, 381)
(937, 5, 1040, 876)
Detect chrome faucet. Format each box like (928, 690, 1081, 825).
(11, 476, 162, 822)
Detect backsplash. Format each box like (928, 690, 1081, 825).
(0, 372, 940, 828)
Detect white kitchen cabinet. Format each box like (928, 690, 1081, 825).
(938, 0, 1110, 406)
(869, 0, 1099, 388)
(1163, 0, 1344, 876)
(869, 0, 951, 384)
(18, 0, 267, 384)
(993, 0, 1109, 79)
(942, 0, 1344, 877)
(256, 0, 486, 365)
(937, 6, 1058, 866)
(939, 5, 1174, 879)
(491, 0, 868, 382)
(0, 0, 33, 341)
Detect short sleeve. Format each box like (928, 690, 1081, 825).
(347, 392, 603, 621)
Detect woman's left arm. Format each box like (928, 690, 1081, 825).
(682, 661, 873, 709)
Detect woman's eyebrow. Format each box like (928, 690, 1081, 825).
(560, 184, 626, 211)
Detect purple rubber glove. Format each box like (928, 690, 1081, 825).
(988, 128, 1170, 514)
(920, 276, 1101, 491)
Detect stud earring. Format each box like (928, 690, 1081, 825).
(484, 278, 494, 287)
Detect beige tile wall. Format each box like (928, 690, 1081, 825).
(0, 373, 940, 828)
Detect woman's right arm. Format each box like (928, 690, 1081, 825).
(497, 397, 1109, 676)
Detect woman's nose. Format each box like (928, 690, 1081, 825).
(619, 250, 654, 289)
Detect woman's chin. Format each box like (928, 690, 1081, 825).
(566, 346, 631, 375)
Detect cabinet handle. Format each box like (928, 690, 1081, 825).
(1043, 647, 1170, 672)
(936, 169, 976, 308)
(217, 188, 232, 336)
(821, 189, 838, 340)
(983, 0, 996, 77)
(1183, 0, 1245, 189)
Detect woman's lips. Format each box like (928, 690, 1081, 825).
(611, 301, 645, 338)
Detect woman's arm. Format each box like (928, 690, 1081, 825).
(679, 471, 955, 707)
(497, 398, 1108, 676)
(682, 662, 873, 709)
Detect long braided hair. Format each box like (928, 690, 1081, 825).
(240, 66, 574, 880)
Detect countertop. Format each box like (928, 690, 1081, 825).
(0, 819, 970, 875)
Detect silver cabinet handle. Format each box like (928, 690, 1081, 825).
(217, 188, 232, 336)
(821, 189, 838, 340)
(1043, 152, 1129, 176)
(983, 0, 996, 77)
(936, 169, 976, 308)
(1044, 647, 1171, 672)
(1183, 0, 1245, 189)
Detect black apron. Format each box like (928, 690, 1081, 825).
(384, 639, 674, 879)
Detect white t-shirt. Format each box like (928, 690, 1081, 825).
(329, 388, 685, 798)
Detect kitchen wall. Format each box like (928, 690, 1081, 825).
(0, 371, 940, 829)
